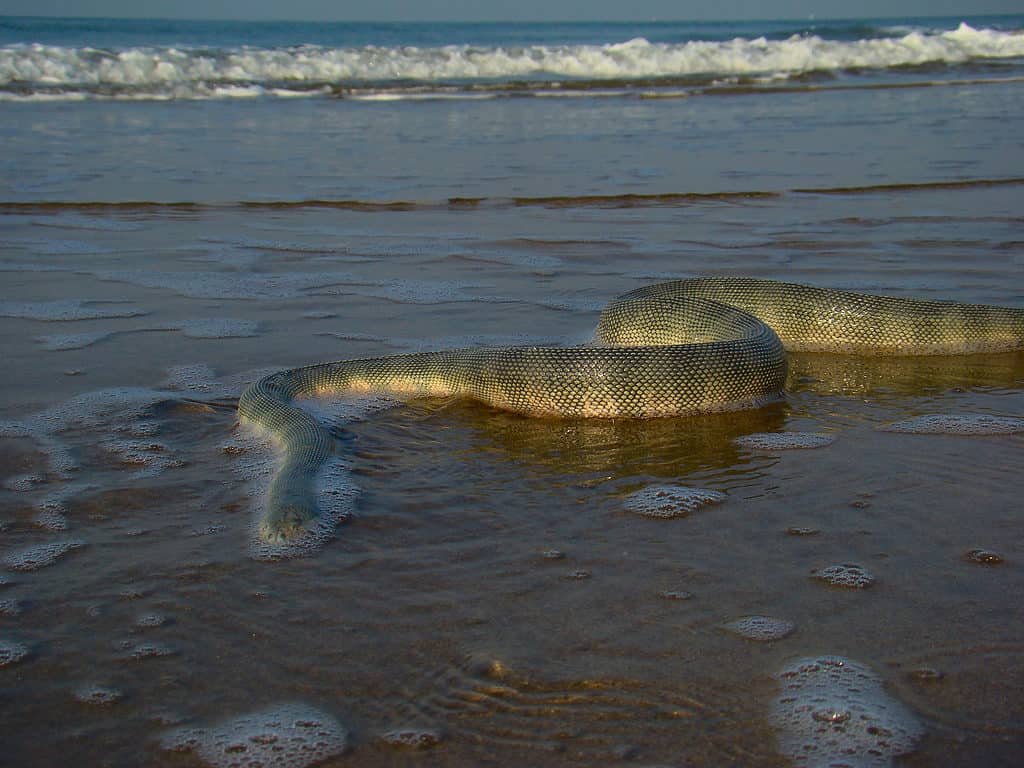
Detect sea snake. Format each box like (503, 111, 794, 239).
(239, 277, 1024, 543)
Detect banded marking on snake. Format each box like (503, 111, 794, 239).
(238, 277, 1024, 544)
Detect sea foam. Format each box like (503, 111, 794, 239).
(772, 656, 924, 767)
(161, 702, 348, 768)
(2, 24, 1022, 101)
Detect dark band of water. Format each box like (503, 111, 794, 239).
(2, 178, 1022, 213)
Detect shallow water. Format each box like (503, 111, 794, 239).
(2, 15, 1024, 765)
(1, 190, 1022, 766)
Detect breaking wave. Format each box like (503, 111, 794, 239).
(1, 22, 1022, 101)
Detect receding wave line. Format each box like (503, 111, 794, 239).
(2, 178, 1022, 214)
(793, 177, 1024, 194)
(1, 22, 1022, 102)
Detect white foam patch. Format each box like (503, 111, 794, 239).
(100, 438, 184, 477)
(0, 598, 23, 616)
(0, 364, 239, 495)
(3, 473, 44, 492)
(724, 615, 795, 641)
(813, 563, 876, 589)
(2, 539, 84, 571)
(624, 485, 727, 518)
(6, 387, 175, 479)
(0, 421, 32, 438)
(161, 702, 348, 768)
(6, 23, 1023, 102)
(161, 364, 222, 393)
(881, 414, 1024, 435)
(32, 495, 71, 531)
(0, 300, 145, 321)
(772, 656, 924, 767)
(0, 639, 30, 667)
(734, 432, 836, 450)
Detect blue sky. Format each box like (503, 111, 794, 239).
(1, 1, 1019, 21)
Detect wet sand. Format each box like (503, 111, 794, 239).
(1, 188, 1022, 766)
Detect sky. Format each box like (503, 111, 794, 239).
(0, 1, 1019, 21)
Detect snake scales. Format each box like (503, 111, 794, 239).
(238, 277, 1024, 543)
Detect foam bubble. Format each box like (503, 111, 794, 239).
(3, 539, 84, 571)
(32, 492, 76, 531)
(100, 438, 183, 476)
(734, 432, 836, 450)
(4, 375, 237, 484)
(881, 414, 1024, 435)
(161, 702, 348, 768)
(161, 363, 222, 393)
(74, 685, 124, 704)
(3, 473, 44, 492)
(772, 656, 924, 767)
(0, 639, 30, 667)
(724, 615, 795, 641)
(813, 563, 876, 589)
(624, 485, 726, 518)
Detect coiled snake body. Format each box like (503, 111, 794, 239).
(239, 277, 1024, 543)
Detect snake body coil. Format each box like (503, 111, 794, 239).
(239, 277, 1024, 542)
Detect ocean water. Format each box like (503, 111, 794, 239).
(1, 14, 1023, 768)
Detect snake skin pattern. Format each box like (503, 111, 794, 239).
(238, 277, 1024, 542)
